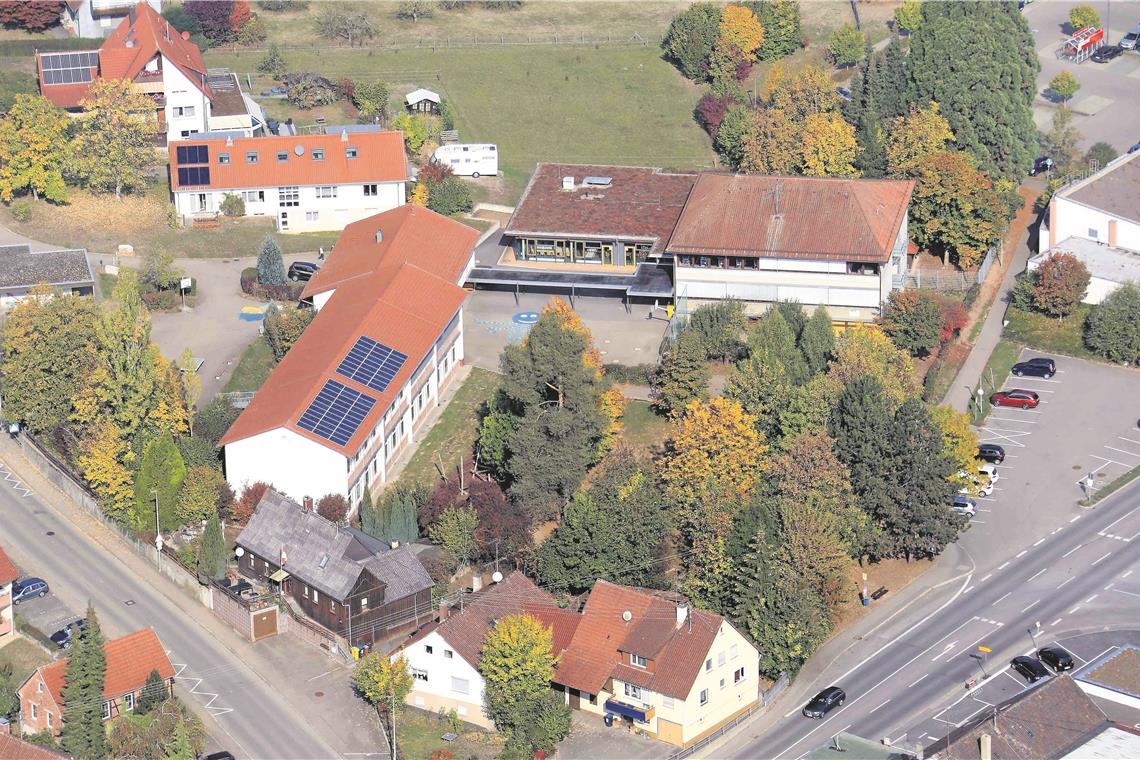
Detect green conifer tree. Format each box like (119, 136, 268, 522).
(256, 235, 286, 286)
(652, 329, 710, 415)
(197, 510, 228, 581)
(799, 306, 837, 376)
(61, 603, 107, 760)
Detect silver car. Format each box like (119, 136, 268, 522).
(1123, 24, 1140, 50)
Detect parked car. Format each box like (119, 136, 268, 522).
(1029, 156, 1054, 176)
(201, 753, 237, 760)
(1010, 656, 1051, 683)
(288, 261, 319, 282)
(1121, 23, 1140, 49)
(11, 578, 49, 604)
(803, 686, 846, 718)
(50, 619, 87, 649)
(990, 389, 1040, 409)
(978, 443, 1006, 463)
(951, 495, 978, 516)
(1091, 44, 1124, 62)
(960, 478, 993, 498)
(1012, 357, 1056, 378)
(836, 87, 853, 102)
(1038, 647, 1075, 672)
(978, 463, 1000, 483)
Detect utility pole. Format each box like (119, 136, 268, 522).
(151, 488, 162, 567)
(390, 689, 397, 759)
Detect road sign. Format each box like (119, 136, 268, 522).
(180, 277, 192, 291)
(978, 646, 992, 653)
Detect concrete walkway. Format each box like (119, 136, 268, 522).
(943, 188, 1041, 412)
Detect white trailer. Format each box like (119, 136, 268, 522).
(433, 143, 498, 178)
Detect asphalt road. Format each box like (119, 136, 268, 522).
(0, 464, 337, 759)
(721, 476, 1140, 759)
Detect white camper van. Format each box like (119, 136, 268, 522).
(433, 143, 498, 178)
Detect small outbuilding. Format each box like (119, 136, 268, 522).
(405, 87, 441, 114)
(0, 244, 95, 309)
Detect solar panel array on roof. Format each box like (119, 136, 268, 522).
(297, 379, 377, 446)
(40, 51, 99, 85)
(335, 336, 408, 393)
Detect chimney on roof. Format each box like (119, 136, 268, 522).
(980, 733, 992, 760)
(341, 130, 349, 142)
(562, 176, 575, 191)
(374, 229, 383, 244)
(440, 600, 450, 622)
(182, 31, 190, 41)
(302, 495, 313, 511)
(225, 136, 234, 147)
(676, 603, 689, 628)
(164, 20, 171, 42)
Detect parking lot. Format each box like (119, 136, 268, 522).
(966, 349, 1140, 547)
(8, 560, 79, 649)
(1026, 0, 1140, 155)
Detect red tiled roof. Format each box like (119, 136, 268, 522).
(220, 206, 478, 455)
(168, 131, 407, 192)
(505, 163, 696, 254)
(37, 2, 208, 109)
(404, 572, 560, 669)
(0, 734, 68, 759)
(552, 580, 724, 700)
(0, 545, 17, 586)
(666, 173, 914, 264)
(525, 604, 582, 658)
(35, 628, 174, 706)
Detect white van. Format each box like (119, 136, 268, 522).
(433, 143, 498, 178)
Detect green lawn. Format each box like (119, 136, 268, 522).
(396, 709, 500, 760)
(973, 339, 1023, 422)
(0, 635, 52, 685)
(98, 272, 117, 299)
(395, 367, 500, 489)
(1003, 304, 1096, 361)
(620, 399, 670, 453)
(223, 337, 276, 393)
(206, 45, 717, 198)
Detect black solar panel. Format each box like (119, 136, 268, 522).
(297, 380, 377, 446)
(175, 145, 209, 165)
(39, 51, 97, 85)
(176, 166, 210, 186)
(335, 336, 408, 393)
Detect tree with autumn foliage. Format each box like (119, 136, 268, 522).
(70, 79, 158, 198)
(766, 64, 840, 124)
(909, 150, 1004, 269)
(0, 94, 70, 203)
(827, 327, 919, 407)
(185, 0, 251, 42)
(481, 298, 621, 520)
(1031, 251, 1090, 318)
(738, 107, 800, 175)
(353, 653, 412, 712)
(408, 182, 429, 206)
(0, 0, 61, 31)
(930, 405, 978, 489)
(717, 4, 765, 62)
(78, 419, 135, 522)
(800, 112, 860, 177)
(885, 102, 955, 178)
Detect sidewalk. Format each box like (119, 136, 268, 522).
(943, 187, 1040, 412)
(696, 542, 975, 758)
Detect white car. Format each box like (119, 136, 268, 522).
(960, 478, 994, 498)
(978, 463, 999, 483)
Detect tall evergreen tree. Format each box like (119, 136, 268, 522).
(136, 669, 168, 715)
(885, 399, 962, 559)
(852, 47, 886, 178)
(872, 38, 908, 121)
(256, 236, 287, 285)
(724, 353, 792, 442)
(365, 483, 423, 545)
(61, 603, 107, 760)
(652, 329, 710, 415)
(907, 0, 1039, 178)
(774, 300, 807, 343)
(197, 510, 228, 581)
(749, 308, 809, 385)
(133, 432, 187, 533)
(799, 306, 836, 375)
(829, 375, 895, 558)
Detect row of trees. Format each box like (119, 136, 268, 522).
(0, 83, 160, 204)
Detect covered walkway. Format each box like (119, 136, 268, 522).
(464, 261, 674, 310)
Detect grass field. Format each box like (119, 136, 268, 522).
(620, 399, 670, 454)
(207, 44, 717, 197)
(224, 337, 276, 393)
(395, 367, 500, 489)
(396, 708, 501, 760)
(1003, 304, 1096, 361)
(0, 636, 52, 687)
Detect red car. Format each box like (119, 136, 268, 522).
(990, 389, 1040, 409)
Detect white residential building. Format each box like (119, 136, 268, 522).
(168, 128, 407, 232)
(60, 0, 163, 38)
(220, 206, 478, 508)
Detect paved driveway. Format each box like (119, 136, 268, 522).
(1026, 1, 1140, 154)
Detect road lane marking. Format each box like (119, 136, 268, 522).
(1016, 550, 1028, 558)
(1111, 588, 1140, 598)
(998, 562, 1011, 570)
(1057, 576, 1075, 589)
(869, 699, 891, 714)
(1100, 505, 1139, 533)
(1027, 568, 1047, 581)
(1033, 538, 1045, 547)
(909, 674, 929, 688)
(1069, 605, 1081, 614)
(991, 592, 1011, 607)
(1020, 599, 1040, 613)
(979, 573, 992, 583)
(1123, 570, 1134, 579)
(932, 641, 959, 661)
(1070, 515, 1083, 523)
(1062, 544, 1083, 558)
(1049, 618, 1062, 627)
(1091, 552, 1112, 566)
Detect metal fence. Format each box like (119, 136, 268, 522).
(893, 246, 996, 292)
(234, 31, 654, 54)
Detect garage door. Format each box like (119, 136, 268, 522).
(252, 609, 278, 641)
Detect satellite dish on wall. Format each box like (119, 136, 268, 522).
(491, 571, 504, 584)
(294, 144, 305, 156)
(622, 610, 633, 622)
(235, 547, 245, 557)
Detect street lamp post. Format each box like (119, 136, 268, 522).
(1028, 621, 1041, 651)
(151, 488, 162, 567)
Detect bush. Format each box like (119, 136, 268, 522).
(1084, 283, 1140, 364)
(257, 235, 286, 285)
(662, 3, 722, 81)
(601, 363, 655, 385)
(829, 23, 864, 68)
(220, 193, 245, 217)
(687, 299, 747, 360)
(142, 290, 179, 311)
(256, 44, 287, 80)
(284, 72, 342, 109)
(1010, 271, 1038, 311)
(1085, 141, 1118, 168)
(1032, 251, 1090, 318)
(259, 0, 309, 10)
(195, 396, 241, 444)
(1069, 5, 1099, 30)
(317, 493, 349, 522)
(694, 92, 736, 139)
(263, 304, 314, 361)
(232, 481, 270, 524)
(10, 200, 31, 222)
(439, 98, 457, 131)
(426, 176, 473, 216)
(881, 289, 943, 357)
(240, 266, 257, 295)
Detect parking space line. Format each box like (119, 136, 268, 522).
(988, 416, 1038, 424)
(1104, 446, 1140, 459)
(1070, 515, 1083, 523)
(1111, 588, 1140, 598)
(1090, 455, 1127, 467)
(1118, 436, 1140, 446)
(1004, 671, 1026, 687)
(1091, 552, 1112, 566)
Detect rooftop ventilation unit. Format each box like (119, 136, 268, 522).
(562, 176, 575, 191)
(375, 230, 383, 244)
(318, 553, 330, 569)
(583, 176, 613, 187)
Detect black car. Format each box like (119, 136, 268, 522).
(978, 443, 1006, 464)
(201, 753, 237, 760)
(1011, 656, 1051, 683)
(1012, 356, 1056, 378)
(1038, 647, 1074, 672)
(288, 261, 320, 282)
(1091, 44, 1124, 63)
(49, 619, 87, 649)
(802, 686, 846, 718)
(1029, 156, 1054, 176)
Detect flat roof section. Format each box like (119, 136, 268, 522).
(465, 261, 673, 298)
(1063, 151, 1140, 225)
(1036, 237, 1140, 284)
